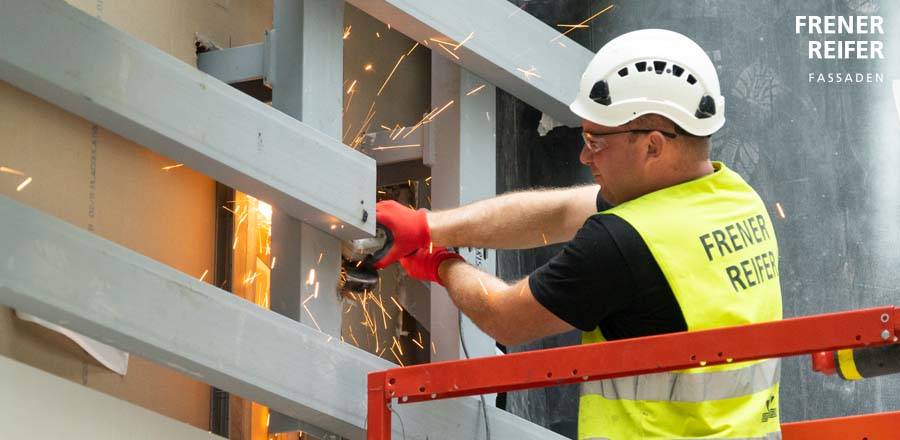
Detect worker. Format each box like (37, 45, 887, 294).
(373, 29, 782, 440)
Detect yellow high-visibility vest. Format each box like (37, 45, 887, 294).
(580, 162, 783, 440)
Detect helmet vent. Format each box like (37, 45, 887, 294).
(653, 61, 666, 74)
(686, 74, 697, 85)
(671, 64, 685, 77)
(695, 95, 716, 119)
(617, 67, 629, 77)
(635, 61, 647, 72)
(589, 80, 611, 105)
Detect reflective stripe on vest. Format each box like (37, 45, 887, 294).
(585, 432, 782, 440)
(581, 358, 780, 402)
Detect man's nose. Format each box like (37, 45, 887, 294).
(579, 144, 593, 165)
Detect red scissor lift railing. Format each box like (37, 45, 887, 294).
(368, 306, 900, 439)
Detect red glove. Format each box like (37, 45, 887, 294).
(399, 246, 464, 286)
(372, 200, 431, 269)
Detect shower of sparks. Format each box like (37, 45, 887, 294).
(437, 43, 460, 60)
(371, 144, 421, 151)
(519, 283, 527, 296)
(431, 341, 437, 354)
(775, 202, 786, 219)
(375, 55, 406, 96)
(406, 42, 420, 56)
(380, 125, 392, 131)
(318, 252, 324, 264)
(425, 176, 432, 182)
(507, 2, 527, 18)
(271, 256, 276, 269)
(346, 80, 358, 95)
(429, 37, 456, 46)
(237, 211, 248, 229)
(245, 271, 260, 284)
(349, 326, 360, 346)
(314, 281, 320, 298)
(343, 25, 352, 39)
(429, 241, 434, 254)
(466, 84, 487, 96)
(390, 296, 403, 313)
(162, 163, 184, 171)
(222, 205, 237, 214)
(0, 166, 24, 176)
(454, 32, 475, 50)
(364, 63, 374, 72)
(232, 235, 239, 249)
(307, 268, 316, 286)
(389, 346, 405, 366)
(428, 100, 455, 122)
(517, 66, 542, 82)
(551, 4, 616, 42)
(303, 303, 322, 332)
(558, 41, 567, 48)
(477, 277, 489, 295)
(330, 224, 337, 230)
(199, 269, 209, 282)
(392, 336, 404, 355)
(391, 126, 407, 140)
(556, 24, 589, 29)
(541, 231, 548, 245)
(377, 190, 387, 195)
(411, 338, 424, 349)
(16, 177, 32, 192)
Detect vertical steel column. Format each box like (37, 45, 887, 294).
(427, 54, 498, 370)
(268, 0, 344, 437)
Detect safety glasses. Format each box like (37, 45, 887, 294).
(581, 129, 678, 153)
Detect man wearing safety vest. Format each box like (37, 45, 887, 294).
(373, 29, 782, 440)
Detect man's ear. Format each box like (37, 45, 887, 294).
(644, 131, 667, 160)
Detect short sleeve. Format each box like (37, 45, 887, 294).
(529, 216, 635, 332)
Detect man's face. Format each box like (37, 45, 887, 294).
(579, 120, 644, 205)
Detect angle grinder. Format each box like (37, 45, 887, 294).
(340, 225, 390, 294)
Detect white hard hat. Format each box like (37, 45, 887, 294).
(570, 29, 725, 136)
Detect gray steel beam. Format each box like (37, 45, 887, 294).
(0, 0, 374, 240)
(346, 0, 594, 127)
(268, 1, 345, 435)
(197, 43, 265, 85)
(427, 55, 498, 371)
(0, 196, 568, 440)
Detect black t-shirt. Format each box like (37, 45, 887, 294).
(529, 190, 688, 340)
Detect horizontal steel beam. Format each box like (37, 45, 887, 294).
(360, 129, 425, 165)
(0, 0, 374, 239)
(197, 43, 266, 85)
(0, 355, 220, 440)
(0, 196, 568, 440)
(346, 0, 594, 127)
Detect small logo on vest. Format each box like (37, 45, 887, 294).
(761, 395, 778, 423)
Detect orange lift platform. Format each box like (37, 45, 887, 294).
(367, 306, 900, 439)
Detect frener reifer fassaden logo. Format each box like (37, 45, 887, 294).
(797, 15, 886, 83)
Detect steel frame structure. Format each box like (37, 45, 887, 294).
(367, 307, 900, 439)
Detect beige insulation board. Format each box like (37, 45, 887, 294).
(0, 0, 272, 431)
